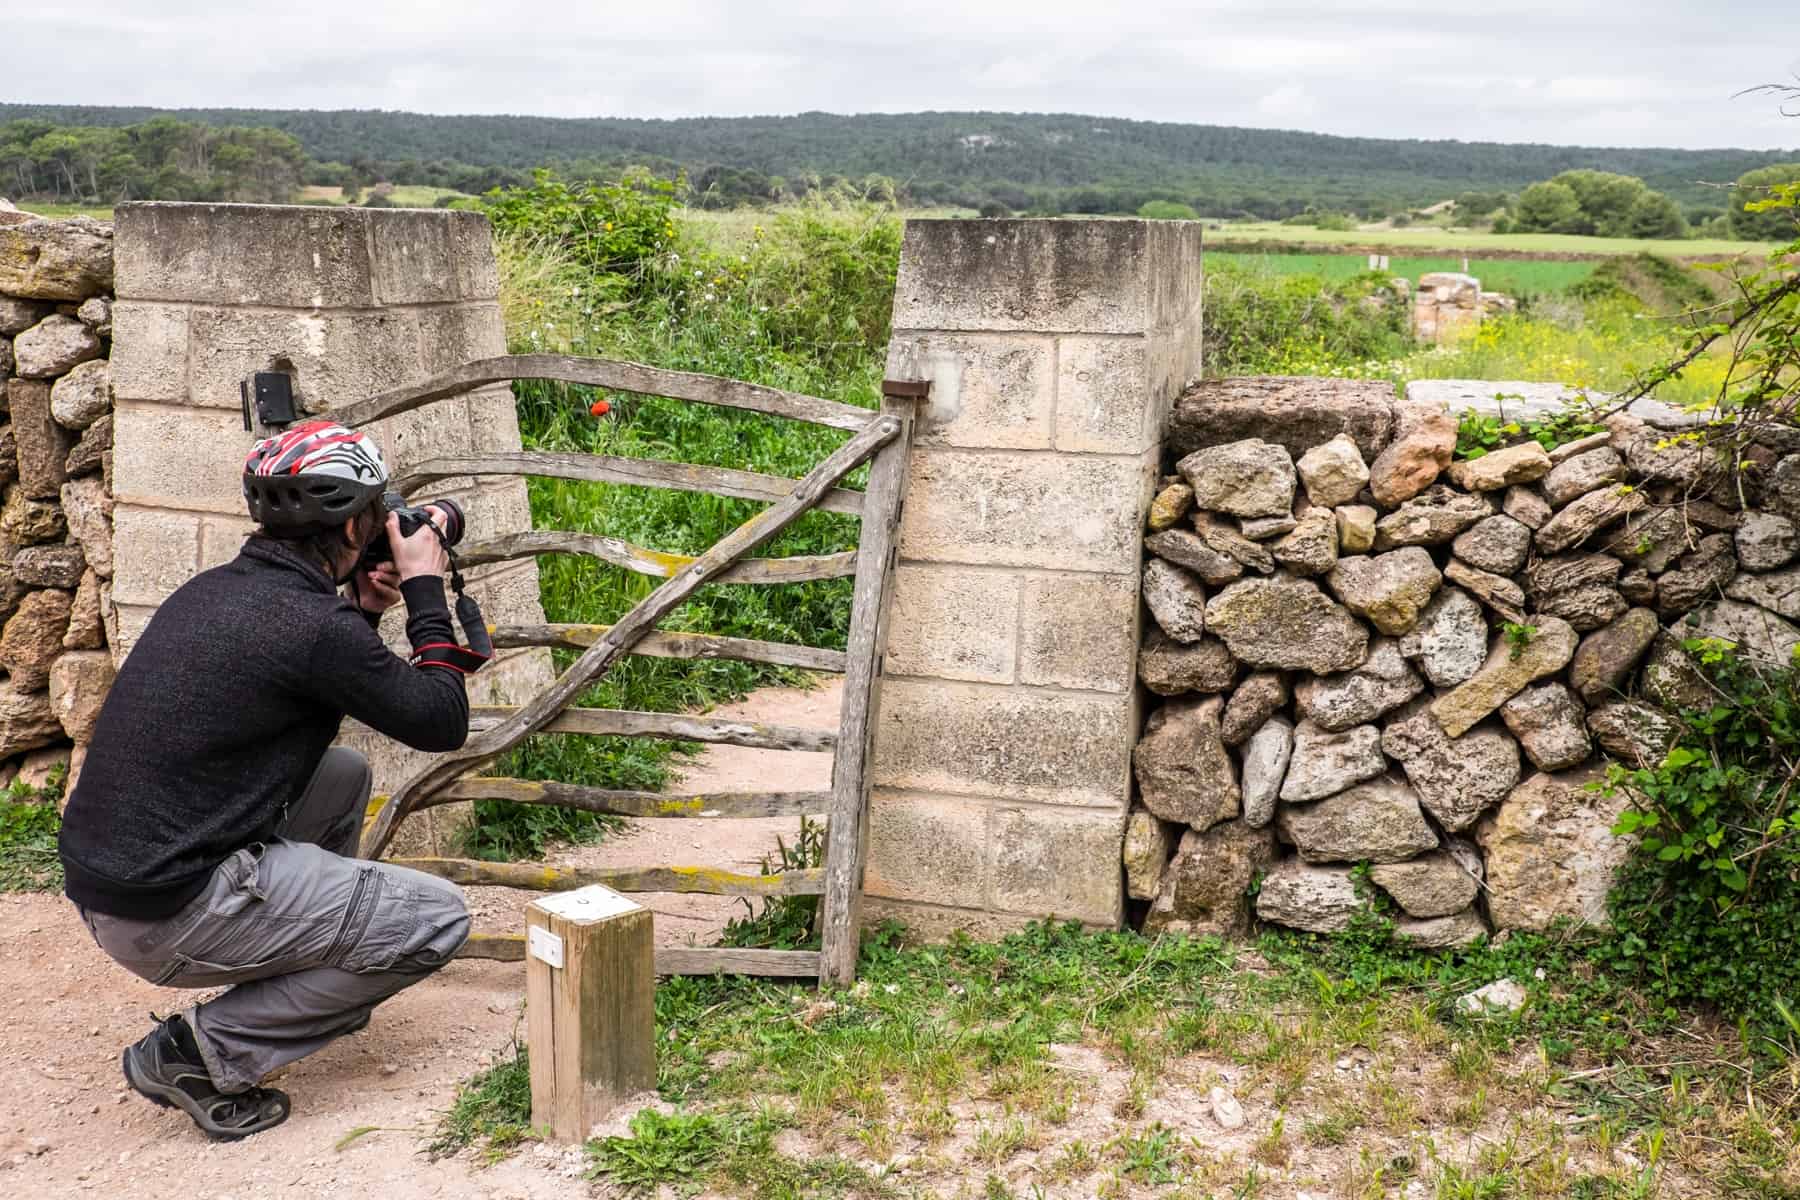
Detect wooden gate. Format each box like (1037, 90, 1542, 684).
(334, 354, 921, 987)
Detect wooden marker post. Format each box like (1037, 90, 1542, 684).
(525, 885, 655, 1141)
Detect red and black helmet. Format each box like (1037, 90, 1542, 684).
(243, 420, 390, 533)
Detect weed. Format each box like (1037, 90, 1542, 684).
(427, 1041, 535, 1160)
(1456, 403, 1607, 461)
(1113, 1123, 1181, 1185)
(1503, 622, 1539, 659)
(587, 1108, 729, 1194)
(973, 1116, 1038, 1165)
(1600, 641, 1800, 1046)
(0, 776, 68, 893)
(719, 816, 825, 949)
(1049, 1139, 1097, 1180)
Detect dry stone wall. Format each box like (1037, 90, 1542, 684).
(0, 214, 121, 795)
(1131, 374, 1788, 943)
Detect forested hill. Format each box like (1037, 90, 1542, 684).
(4, 103, 1794, 216)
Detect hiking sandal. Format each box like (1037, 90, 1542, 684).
(121, 1014, 291, 1141)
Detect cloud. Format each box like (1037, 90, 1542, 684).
(5, 0, 1798, 150)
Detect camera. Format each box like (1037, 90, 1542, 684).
(360, 492, 465, 568)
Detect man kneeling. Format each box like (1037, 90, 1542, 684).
(58, 421, 474, 1139)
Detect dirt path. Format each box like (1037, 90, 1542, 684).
(0, 680, 838, 1199)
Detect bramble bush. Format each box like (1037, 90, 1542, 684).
(1600, 641, 1800, 1046)
(483, 169, 680, 302)
(1200, 260, 1410, 376)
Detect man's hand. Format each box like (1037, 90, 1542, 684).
(349, 561, 404, 615)
(389, 509, 450, 582)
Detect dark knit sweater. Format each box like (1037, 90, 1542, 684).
(59, 537, 470, 918)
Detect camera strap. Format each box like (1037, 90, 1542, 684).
(407, 516, 493, 675)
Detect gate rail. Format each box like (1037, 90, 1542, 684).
(345, 354, 919, 986)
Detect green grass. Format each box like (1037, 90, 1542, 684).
(1208, 250, 1597, 296)
(427, 1041, 535, 1162)
(1209, 220, 1780, 258)
(436, 918, 1800, 1196)
(0, 797, 61, 892)
(0, 769, 70, 893)
(15, 202, 113, 220)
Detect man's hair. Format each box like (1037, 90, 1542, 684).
(265, 501, 385, 578)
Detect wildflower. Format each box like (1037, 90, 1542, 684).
(589, 397, 611, 417)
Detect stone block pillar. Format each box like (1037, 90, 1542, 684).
(867, 219, 1203, 937)
(108, 203, 551, 848)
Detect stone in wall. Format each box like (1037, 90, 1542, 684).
(1131, 695, 1239, 831)
(1176, 440, 1296, 518)
(1370, 841, 1482, 919)
(0, 218, 113, 301)
(1327, 548, 1441, 635)
(1500, 684, 1592, 772)
(1167, 377, 1395, 461)
(1477, 769, 1630, 931)
(1369, 397, 1457, 507)
(1143, 821, 1277, 938)
(1276, 773, 1438, 864)
(1293, 639, 1423, 731)
(1254, 860, 1369, 933)
(1204, 575, 1369, 672)
(1296, 434, 1370, 508)
(1380, 701, 1520, 832)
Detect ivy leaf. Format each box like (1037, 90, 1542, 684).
(1661, 746, 1703, 771)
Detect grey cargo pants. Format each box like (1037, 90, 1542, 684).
(79, 748, 471, 1092)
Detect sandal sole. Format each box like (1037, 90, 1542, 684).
(121, 1044, 289, 1141)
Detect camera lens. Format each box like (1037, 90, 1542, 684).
(432, 498, 466, 547)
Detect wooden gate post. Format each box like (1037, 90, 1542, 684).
(819, 386, 921, 987)
(525, 885, 655, 1141)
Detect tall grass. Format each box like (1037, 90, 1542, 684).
(464, 191, 898, 858)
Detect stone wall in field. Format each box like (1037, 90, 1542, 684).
(1130, 374, 1793, 943)
(0, 213, 121, 798)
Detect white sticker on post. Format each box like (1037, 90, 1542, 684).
(528, 925, 565, 968)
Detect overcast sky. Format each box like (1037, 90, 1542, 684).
(9, 2, 1800, 150)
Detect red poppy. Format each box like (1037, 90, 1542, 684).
(589, 398, 611, 417)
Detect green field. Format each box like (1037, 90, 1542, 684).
(1208, 250, 1596, 295)
(1210, 220, 1780, 259)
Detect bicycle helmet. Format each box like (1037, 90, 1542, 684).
(242, 420, 389, 533)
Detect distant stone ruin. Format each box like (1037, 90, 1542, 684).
(1412, 272, 1515, 343)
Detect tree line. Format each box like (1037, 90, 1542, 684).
(1, 117, 306, 204)
(5, 103, 1796, 221)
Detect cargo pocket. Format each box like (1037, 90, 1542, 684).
(333, 868, 410, 974)
(337, 868, 467, 975)
(206, 845, 269, 918)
